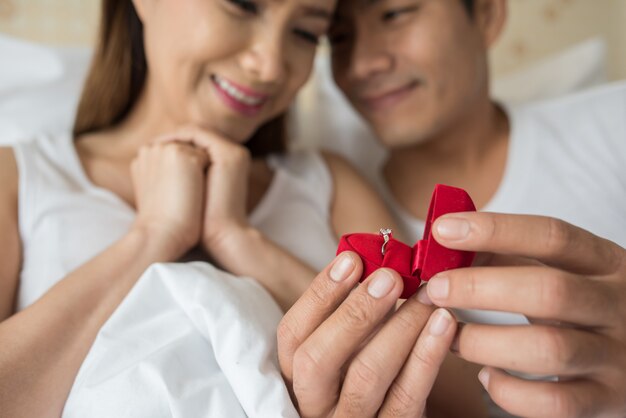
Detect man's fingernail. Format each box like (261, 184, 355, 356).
(437, 218, 470, 240)
(478, 368, 490, 389)
(416, 285, 433, 306)
(451, 322, 464, 353)
(428, 276, 450, 301)
(368, 270, 395, 298)
(429, 309, 452, 336)
(330, 253, 355, 282)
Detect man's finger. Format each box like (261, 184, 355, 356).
(378, 309, 457, 417)
(480, 367, 614, 418)
(335, 289, 435, 416)
(426, 266, 617, 327)
(291, 269, 404, 417)
(433, 213, 621, 275)
(277, 252, 363, 382)
(454, 323, 620, 377)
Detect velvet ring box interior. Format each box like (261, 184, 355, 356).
(337, 184, 477, 299)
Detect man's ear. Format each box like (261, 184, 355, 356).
(474, 0, 507, 48)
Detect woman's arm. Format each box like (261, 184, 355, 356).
(323, 152, 400, 239)
(210, 225, 318, 312)
(205, 149, 399, 312)
(0, 143, 208, 418)
(161, 128, 319, 311)
(0, 148, 22, 322)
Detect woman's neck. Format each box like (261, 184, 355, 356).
(106, 85, 181, 154)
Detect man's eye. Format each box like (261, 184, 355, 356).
(227, 0, 259, 14)
(294, 29, 321, 45)
(382, 6, 418, 22)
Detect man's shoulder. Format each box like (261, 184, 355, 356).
(507, 81, 626, 146)
(520, 81, 626, 120)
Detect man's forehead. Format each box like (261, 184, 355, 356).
(337, 0, 385, 14)
(333, 0, 395, 23)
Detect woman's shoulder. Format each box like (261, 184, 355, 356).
(0, 146, 18, 187)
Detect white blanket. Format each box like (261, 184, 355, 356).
(63, 262, 299, 418)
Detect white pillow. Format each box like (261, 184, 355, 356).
(0, 35, 91, 146)
(492, 37, 607, 104)
(0, 36, 64, 92)
(289, 37, 609, 177)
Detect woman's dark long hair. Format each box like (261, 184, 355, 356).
(73, 0, 286, 157)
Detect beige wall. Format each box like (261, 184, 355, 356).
(0, 0, 99, 46)
(492, 0, 626, 80)
(1, 0, 625, 80)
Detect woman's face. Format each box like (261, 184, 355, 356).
(135, 0, 335, 141)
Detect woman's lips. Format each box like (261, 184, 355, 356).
(211, 74, 269, 117)
(359, 81, 420, 112)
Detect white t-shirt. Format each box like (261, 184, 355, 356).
(11, 132, 338, 310)
(381, 81, 626, 250)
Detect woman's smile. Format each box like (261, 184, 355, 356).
(210, 74, 270, 117)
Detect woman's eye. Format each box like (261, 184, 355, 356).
(382, 6, 418, 22)
(227, 0, 259, 14)
(294, 29, 321, 45)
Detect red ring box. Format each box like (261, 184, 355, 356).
(337, 184, 477, 299)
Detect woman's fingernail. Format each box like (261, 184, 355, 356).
(437, 217, 470, 241)
(478, 368, 490, 389)
(368, 270, 395, 298)
(428, 276, 450, 301)
(416, 285, 433, 306)
(429, 309, 453, 336)
(330, 253, 355, 282)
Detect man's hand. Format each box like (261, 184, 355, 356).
(277, 252, 458, 417)
(426, 212, 626, 418)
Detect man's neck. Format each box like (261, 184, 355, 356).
(383, 99, 510, 219)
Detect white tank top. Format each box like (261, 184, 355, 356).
(11, 133, 338, 310)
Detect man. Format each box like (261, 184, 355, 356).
(278, 0, 626, 417)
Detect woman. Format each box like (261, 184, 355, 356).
(0, 0, 392, 413)
(0, 0, 485, 416)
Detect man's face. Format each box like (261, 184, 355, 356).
(330, 0, 491, 148)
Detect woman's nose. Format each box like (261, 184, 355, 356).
(240, 32, 287, 84)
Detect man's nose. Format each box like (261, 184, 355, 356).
(348, 34, 393, 81)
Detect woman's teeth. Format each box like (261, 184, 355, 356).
(213, 75, 264, 107)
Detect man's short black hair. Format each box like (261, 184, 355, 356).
(461, 0, 475, 16)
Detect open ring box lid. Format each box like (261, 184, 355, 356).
(337, 184, 477, 299)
